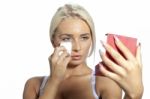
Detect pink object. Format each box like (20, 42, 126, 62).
(95, 33, 137, 76)
(106, 33, 137, 57)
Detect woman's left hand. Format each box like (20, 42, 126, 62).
(99, 36, 144, 99)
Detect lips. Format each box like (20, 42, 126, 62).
(71, 55, 81, 60)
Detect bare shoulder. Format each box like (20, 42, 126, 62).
(23, 76, 44, 99)
(96, 76, 122, 99)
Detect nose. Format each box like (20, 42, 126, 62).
(72, 40, 81, 52)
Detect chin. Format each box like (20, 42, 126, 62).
(68, 59, 83, 67)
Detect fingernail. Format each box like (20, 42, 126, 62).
(139, 42, 141, 46)
(59, 51, 63, 56)
(114, 35, 119, 42)
(99, 49, 101, 54)
(100, 40, 107, 47)
(138, 42, 142, 49)
(99, 49, 102, 56)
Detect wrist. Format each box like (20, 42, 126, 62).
(49, 76, 62, 85)
(124, 86, 144, 99)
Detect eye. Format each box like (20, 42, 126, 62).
(62, 37, 71, 42)
(81, 36, 89, 40)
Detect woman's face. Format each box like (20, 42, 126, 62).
(53, 17, 92, 66)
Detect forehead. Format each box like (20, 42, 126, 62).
(56, 17, 91, 34)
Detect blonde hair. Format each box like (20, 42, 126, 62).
(49, 4, 95, 56)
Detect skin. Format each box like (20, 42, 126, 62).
(99, 36, 144, 99)
(23, 17, 122, 99)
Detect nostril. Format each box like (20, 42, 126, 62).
(72, 44, 81, 51)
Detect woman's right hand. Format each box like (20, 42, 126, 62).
(37, 46, 71, 99)
(48, 46, 71, 82)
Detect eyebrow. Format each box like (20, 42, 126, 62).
(59, 34, 72, 36)
(58, 33, 90, 37)
(80, 33, 90, 36)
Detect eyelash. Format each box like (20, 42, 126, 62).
(62, 37, 71, 42)
(61, 36, 89, 41)
(81, 36, 89, 40)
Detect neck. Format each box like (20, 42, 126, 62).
(65, 62, 92, 78)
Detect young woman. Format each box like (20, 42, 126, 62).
(23, 4, 143, 99)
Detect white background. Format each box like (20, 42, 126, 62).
(0, 0, 150, 98)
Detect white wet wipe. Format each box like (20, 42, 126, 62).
(59, 41, 72, 55)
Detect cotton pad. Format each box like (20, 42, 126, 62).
(60, 41, 72, 55)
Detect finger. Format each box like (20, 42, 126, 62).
(99, 64, 121, 82)
(48, 55, 52, 66)
(101, 40, 127, 66)
(63, 56, 71, 67)
(48, 55, 53, 73)
(136, 43, 142, 68)
(57, 51, 70, 65)
(51, 46, 66, 62)
(114, 35, 136, 61)
(53, 46, 66, 56)
(99, 49, 126, 77)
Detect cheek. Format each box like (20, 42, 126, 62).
(82, 42, 91, 54)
